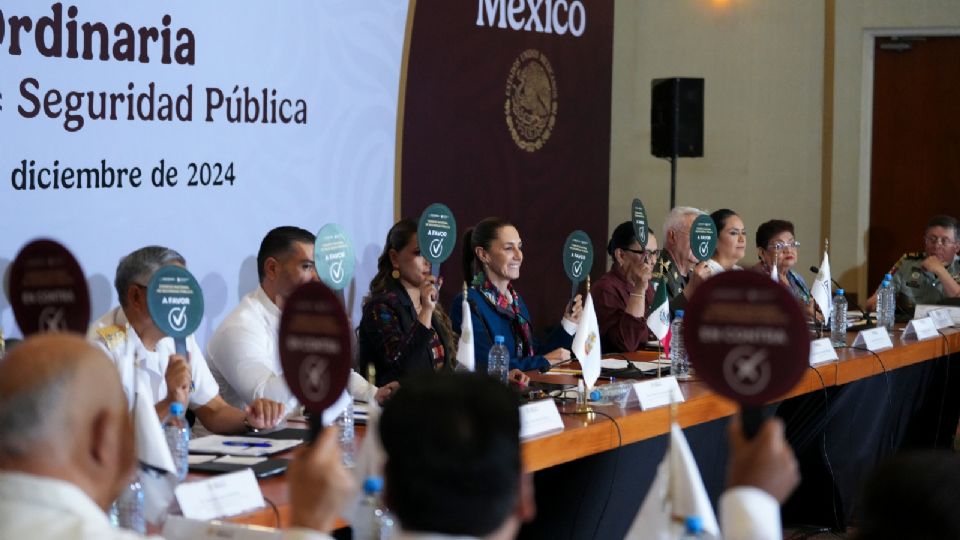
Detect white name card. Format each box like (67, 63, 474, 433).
(929, 308, 957, 329)
(519, 399, 565, 439)
(809, 338, 839, 365)
(852, 327, 894, 352)
(162, 516, 281, 540)
(175, 468, 265, 521)
(914, 304, 960, 327)
(903, 317, 939, 341)
(631, 376, 684, 411)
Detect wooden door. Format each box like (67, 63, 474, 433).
(869, 36, 960, 290)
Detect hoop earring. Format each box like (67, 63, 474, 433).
(391, 268, 400, 279)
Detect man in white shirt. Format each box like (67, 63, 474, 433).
(378, 374, 535, 540)
(719, 414, 800, 540)
(0, 334, 350, 540)
(89, 246, 283, 433)
(207, 226, 396, 415)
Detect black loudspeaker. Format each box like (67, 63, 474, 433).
(651, 77, 704, 158)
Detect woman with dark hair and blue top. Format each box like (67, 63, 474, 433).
(751, 219, 818, 320)
(450, 217, 583, 372)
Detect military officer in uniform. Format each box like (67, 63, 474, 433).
(656, 206, 712, 315)
(88, 246, 284, 434)
(866, 215, 960, 318)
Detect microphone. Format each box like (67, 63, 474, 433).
(810, 266, 863, 313)
(539, 356, 575, 373)
(809, 266, 843, 291)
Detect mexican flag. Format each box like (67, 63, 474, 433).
(647, 278, 670, 341)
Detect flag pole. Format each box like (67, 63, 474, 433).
(576, 277, 593, 415)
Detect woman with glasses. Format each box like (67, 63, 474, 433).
(707, 208, 747, 276)
(592, 221, 658, 352)
(752, 219, 815, 318)
(865, 214, 960, 315)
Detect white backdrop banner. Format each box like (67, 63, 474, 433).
(0, 1, 406, 341)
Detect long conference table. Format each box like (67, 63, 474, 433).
(217, 325, 960, 538)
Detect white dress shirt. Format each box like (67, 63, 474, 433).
(0, 472, 160, 539)
(88, 307, 219, 411)
(0, 472, 333, 540)
(207, 286, 378, 416)
(719, 487, 783, 540)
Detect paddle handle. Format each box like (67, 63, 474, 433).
(741, 406, 766, 439)
(308, 412, 324, 443)
(174, 337, 195, 392)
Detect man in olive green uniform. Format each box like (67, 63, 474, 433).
(656, 206, 711, 315)
(867, 215, 960, 318)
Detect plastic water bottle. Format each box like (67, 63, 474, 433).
(831, 289, 848, 347)
(110, 473, 145, 533)
(353, 477, 394, 540)
(679, 515, 704, 538)
(589, 381, 632, 407)
(877, 274, 895, 334)
(336, 394, 356, 468)
(163, 402, 190, 481)
(670, 311, 690, 379)
(487, 335, 509, 384)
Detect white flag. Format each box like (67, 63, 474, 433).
(134, 372, 177, 524)
(456, 292, 475, 372)
(647, 279, 671, 341)
(134, 373, 175, 474)
(812, 250, 832, 322)
(625, 423, 720, 540)
(572, 292, 602, 390)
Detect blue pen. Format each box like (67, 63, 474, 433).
(222, 440, 272, 448)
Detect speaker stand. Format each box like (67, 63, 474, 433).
(669, 154, 678, 210)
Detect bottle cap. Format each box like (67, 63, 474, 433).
(884, 273, 892, 281)
(675, 309, 684, 319)
(837, 289, 844, 295)
(169, 402, 185, 416)
(684, 515, 704, 534)
(494, 335, 505, 344)
(362, 476, 383, 495)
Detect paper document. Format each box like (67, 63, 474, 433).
(189, 435, 301, 456)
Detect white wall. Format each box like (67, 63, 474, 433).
(611, 0, 960, 301)
(610, 0, 824, 279)
(0, 1, 408, 342)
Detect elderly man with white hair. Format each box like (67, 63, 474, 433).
(655, 206, 712, 314)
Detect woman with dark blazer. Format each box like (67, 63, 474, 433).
(358, 219, 456, 386)
(450, 217, 582, 372)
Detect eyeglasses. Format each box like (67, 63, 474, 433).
(766, 240, 800, 251)
(924, 236, 957, 247)
(623, 248, 660, 261)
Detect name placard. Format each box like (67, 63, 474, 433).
(631, 376, 684, 411)
(809, 338, 839, 365)
(175, 469, 265, 521)
(903, 317, 939, 341)
(852, 327, 894, 352)
(519, 399, 564, 439)
(929, 308, 957, 330)
(914, 305, 960, 327)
